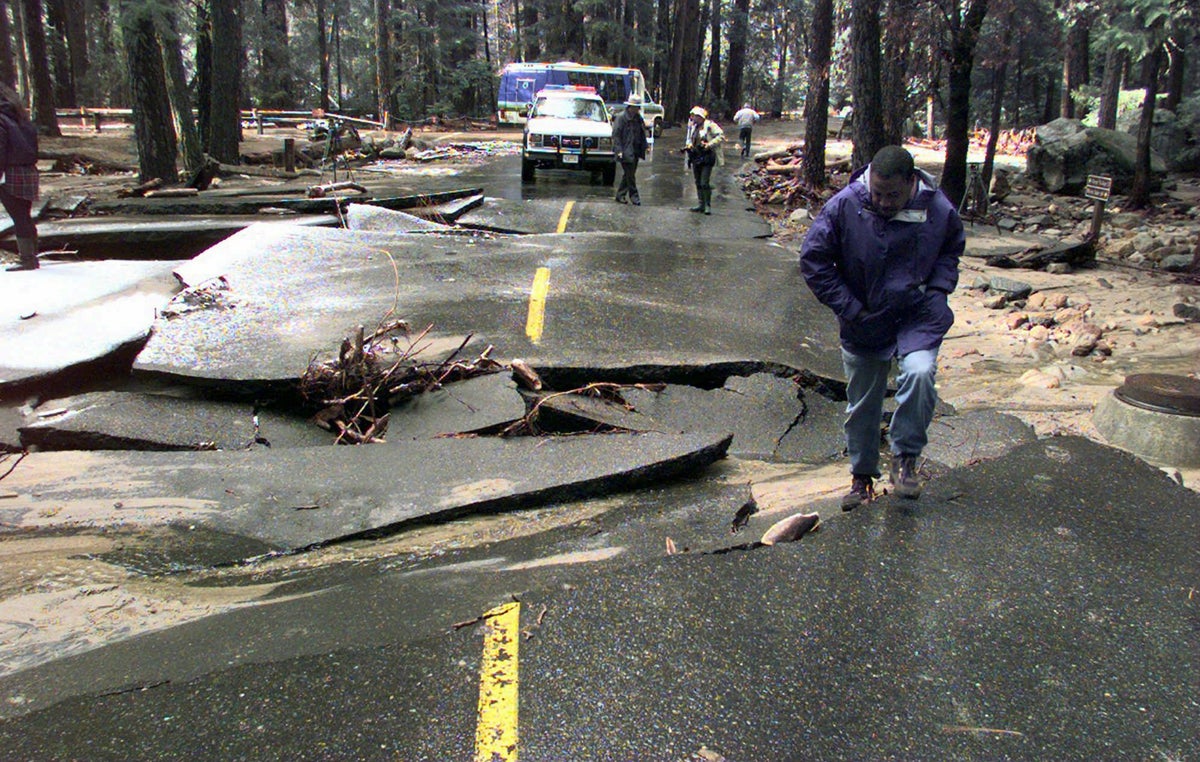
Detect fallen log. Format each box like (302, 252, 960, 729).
(307, 181, 368, 198)
(986, 238, 1095, 270)
(40, 150, 138, 174)
(215, 161, 303, 180)
(117, 178, 163, 198)
(144, 187, 200, 198)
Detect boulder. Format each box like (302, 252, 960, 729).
(1025, 119, 1166, 196)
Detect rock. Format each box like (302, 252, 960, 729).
(1006, 312, 1029, 330)
(1109, 213, 1144, 229)
(1046, 263, 1072, 274)
(760, 512, 821, 545)
(1046, 293, 1070, 309)
(988, 276, 1034, 300)
(1173, 303, 1200, 322)
(1132, 232, 1157, 252)
(997, 217, 1020, 231)
(1106, 237, 1136, 258)
(1070, 324, 1104, 356)
(1025, 214, 1052, 227)
(1019, 367, 1063, 389)
(1160, 254, 1195, 272)
(1028, 325, 1050, 342)
(983, 294, 1007, 309)
(1025, 118, 1166, 195)
(1026, 292, 1047, 310)
(788, 207, 812, 225)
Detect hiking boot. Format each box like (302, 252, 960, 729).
(890, 454, 922, 499)
(841, 475, 874, 511)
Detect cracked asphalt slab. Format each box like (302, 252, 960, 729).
(2, 134, 1196, 760)
(0, 437, 1194, 761)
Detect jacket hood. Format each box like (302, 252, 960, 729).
(849, 164, 941, 210)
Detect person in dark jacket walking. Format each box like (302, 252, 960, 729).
(0, 83, 40, 271)
(800, 145, 964, 509)
(612, 93, 648, 205)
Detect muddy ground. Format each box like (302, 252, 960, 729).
(1, 118, 1198, 681)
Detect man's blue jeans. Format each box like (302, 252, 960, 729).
(842, 347, 939, 478)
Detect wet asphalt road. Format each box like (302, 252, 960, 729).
(0, 136, 1196, 760)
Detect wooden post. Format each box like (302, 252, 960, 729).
(94, 113, 103, 133)
(283, 138, 296, 173)
(255, 109, 264, 135)
(1084, 174, 1112, 242)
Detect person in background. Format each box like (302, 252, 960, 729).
(732, 102, 760, 158)
(612, 93, 648, 205)
(0, 83, 40, 271)
(680, 106, 724, 215)
(800, 145, 964, 510)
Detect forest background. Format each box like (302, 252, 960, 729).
(3, 0, 1198, 208)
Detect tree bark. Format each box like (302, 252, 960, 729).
(19, 0, 61, 134)
(802, 0, 833, 188)
(207, 0, 242, 163)
(981, 17, 1011, 200)
(1097, 45, 1126, 130)
(122, 3, 177, 184)
(196, 0, 212, 148)
(722, 0, 749, 114)
(849, 0, 884, 168)
(316, 0, 331, 110)
(771, 17, 788, 118)
(46, 0, 76, 108)
(374, 0, 393, 125)
(1129, 39, 1163, 209)
(881, 0, 914, 145)
(157, 7, 203, 172)
(707, 0, 722, 108)
(1060, 20, 1088, 119)
(1163, 39, 1184, 113)
(940, 0, 989, 208)
(0, 0, 16, 89)
(666, 0, 701, 123)
(260, 0, 292, 109)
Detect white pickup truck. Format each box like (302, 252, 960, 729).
(521, 87, 617, 185)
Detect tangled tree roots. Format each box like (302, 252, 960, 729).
(299, 319, 502, 444)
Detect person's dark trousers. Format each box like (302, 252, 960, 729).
(615, 160, 640, 203)
(739, 127, 752, 157)
(691, 163, 713, 213)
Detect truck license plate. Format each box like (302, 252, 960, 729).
(562, 154, 580, 164)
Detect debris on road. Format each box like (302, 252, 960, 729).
(760, 512, 821, 545)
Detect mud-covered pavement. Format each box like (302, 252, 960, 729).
(0, 121, 1197, 760)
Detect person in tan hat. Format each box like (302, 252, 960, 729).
(612, 93, 648, 205)
(680, 106, 724, 214)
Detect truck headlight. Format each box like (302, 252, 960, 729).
(527, 133, 544, 148)
(598, 137, 613, 150)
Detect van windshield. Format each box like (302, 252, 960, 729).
(533, 97, 608, 122)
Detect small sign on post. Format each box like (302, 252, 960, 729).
(1085, 174, 1112, 241)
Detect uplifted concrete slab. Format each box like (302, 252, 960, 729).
(343, 203, 452, 233)
(963, 226, 1054, 260)
(0, 260, 180, 389)
(534, 372, 846, 463)
(0, 430, 732, 563)
(134, 223, 842, 386)
(458, 197, 773, 238)
(19, 391, 334, 451)
(924, 409, 1038, 468)
(34, 214, 337, 258)
(386, 372, 526, 439)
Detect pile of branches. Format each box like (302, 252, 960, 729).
(741, 143, 845, 210)
(299, 319, 502, 444)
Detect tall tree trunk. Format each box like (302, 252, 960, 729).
(63, 0, 89, 103)
(940, 0, 989, 207)
(46, 0, 76, 107)
(881, 0, 913, 145)
(19, 0, 61, 134)
(653, 0, 670, 102)
(316, 0, 331, 110)
(802, 0, 833, 188)
(122, 4, 177, 183)
(1041, 71, 1056, 124)
(0, 0, 16, 89)
(523, 0, 540, 61)
(707, 0, 722, 108)
(157, 8, 203, 172)
(1060, 20, 1088, 119)
(1011, 38, 1022, 128)
(1097, 45, 1126, 130)
(722, 0, 749, 113)
(260, 0, 291, 109)
(849, 0, 884, 168)
(981, 17, 1012, 198)
(1130, 39, 1163, 209)
(208, 0, 242, 162)
(375, 0, 392, 125)
(1163, 39, 1184, 113)
(771, 17, 788, 118)
(196, 0, 212, 148)
(666, 0, 700, 122)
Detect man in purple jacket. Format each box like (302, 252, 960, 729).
(800, 146, 964, 510)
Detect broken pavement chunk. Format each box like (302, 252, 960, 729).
(760, 512, 821, 545)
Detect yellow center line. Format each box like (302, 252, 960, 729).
(525, 266, 551, 344)
(474, 602, 521, 762)
(556, 200, 575, 233)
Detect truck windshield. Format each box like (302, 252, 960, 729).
(533, 98, 608, 122)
